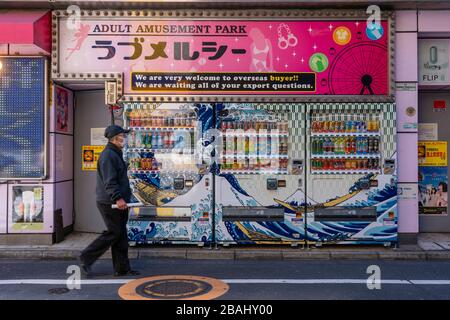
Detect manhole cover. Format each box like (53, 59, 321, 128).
(118, 275, 229, 300)
(48, 288, 70, 295)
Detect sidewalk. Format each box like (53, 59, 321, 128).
(1, 232, 450, 260)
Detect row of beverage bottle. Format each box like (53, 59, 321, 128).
(220, 121, 288, 133)
(128, 153, 160, 171)
(311, 119, 380, 133)
(221, 157, 289, 171)
(222, 135, 288, 156)
(311, 158, 380, 171)
(311, 137, 379, 155)
(128, 130, 194, 150)
(126, 109, 196, 128)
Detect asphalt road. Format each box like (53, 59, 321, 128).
(1, 258, 450, 300)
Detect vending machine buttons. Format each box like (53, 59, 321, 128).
(267, 178, 278, 190)
(174, 178, 185, 190)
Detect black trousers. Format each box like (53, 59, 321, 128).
(80, 203, 130, 273)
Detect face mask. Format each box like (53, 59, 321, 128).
(114, 136, 126, 148)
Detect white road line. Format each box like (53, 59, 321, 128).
(0, 280, 130, 285)
(410, 280, 450, 285)
(0, 279, 450, 285)
(222, 279, 411, 284)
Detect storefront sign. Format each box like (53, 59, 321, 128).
(433, 100, 447, 112)
(12, 186, 44, 231)
(419, 39, 450, 85)
(418, 141, 447, 166)
(418, 166, 448, 215)
(418, 123, 438, 141)
(395, 82, 417, 91)
(57, 17, 389, 96)
(82, 145, 105, 171)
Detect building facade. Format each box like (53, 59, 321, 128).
(0, 1, 449, 246)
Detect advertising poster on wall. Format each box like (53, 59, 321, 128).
(55, 86, 69, 133)
(418, 141, 448, 215)
(12, 186, 44, 231)
(82, 145, 105, 171)
(57, 18, 390, 96)
(418, 141, 447, 166)
(419, 166, 448, 215)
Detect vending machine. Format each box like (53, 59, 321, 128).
(122, 101, 397, 247)
(214, 102, 308, 245)
(122, 102, 215, 245)
(305, 102, 397, 246)
(213, 102, 398, 246)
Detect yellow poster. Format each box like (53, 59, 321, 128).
(418, 141, 447, 166)
(82, 145, 105, 171)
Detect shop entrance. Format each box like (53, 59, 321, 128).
(73, 90, 110, 233)
(418, 91, 450, 232)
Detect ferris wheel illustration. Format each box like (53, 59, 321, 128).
(328, 42, 388, 95)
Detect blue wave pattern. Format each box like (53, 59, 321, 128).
(222, 175, 398, 244)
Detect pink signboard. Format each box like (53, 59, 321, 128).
(58, 19, 389, 96)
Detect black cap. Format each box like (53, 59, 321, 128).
(104, 125, 130, 139)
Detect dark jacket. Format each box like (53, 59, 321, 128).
(96, 142, 132, 204)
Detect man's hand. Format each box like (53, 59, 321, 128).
(115, 199, 128, 210)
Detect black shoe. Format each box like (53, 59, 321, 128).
(114, 270, 140, 277)
(78, 256, 92, 277)
(81, 264, 92, 277)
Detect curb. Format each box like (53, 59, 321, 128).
(1, 248, 450, 260)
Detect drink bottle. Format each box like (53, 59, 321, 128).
(226, 134, 233, 155)
(368, 137, 374, 154)
(373, 138, 379, 153)
(345, 138, 350, 154)
(136, 131, 142, 148)
(158, 132, 163, 149)
(129, 131, 135, 148)
(162, 132, 168, 149)
(222, 136, 227, 155)
(374, 119, 379, 132)
(350, 138, 355, 154)
(259, 134, 267, 156)
(311, 138, 316, 154)
(141, 132, 147, 149)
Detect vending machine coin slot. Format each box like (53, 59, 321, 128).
(278, 180, 287, 188)
(185, 180, 193, 188)
(174, 178, 185, 190)
(267, 178, 278, 190)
